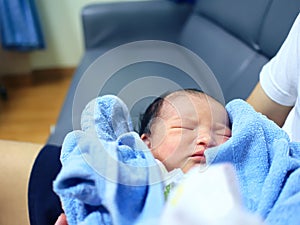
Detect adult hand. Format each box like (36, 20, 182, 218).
(54, 213, 68, 225)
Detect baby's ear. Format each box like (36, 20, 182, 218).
(140, 133, 151, 149)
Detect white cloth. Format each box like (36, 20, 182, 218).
(260, 13, 300, 142)
(159, 164, 263, 225)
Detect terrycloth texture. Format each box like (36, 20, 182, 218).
(205, 99, 300, 225)
(53, 95, 164, 225)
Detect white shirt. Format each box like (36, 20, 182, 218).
(260, 13, 300, 142)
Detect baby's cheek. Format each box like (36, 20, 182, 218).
(154, 138, 180, 161)
(150, 120, 167, 148)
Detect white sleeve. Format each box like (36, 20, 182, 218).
(260, 13, 300, 107)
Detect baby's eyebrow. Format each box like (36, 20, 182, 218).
(213, 122, 230, 129)
(181, 119, 202, 128)
(177, 117, 198, 123)
(169, 117, 197, 125)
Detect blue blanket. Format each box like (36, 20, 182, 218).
(205, 99, 300, 224)
(53, 95, 164, 225)
(54, 95, 300, 225)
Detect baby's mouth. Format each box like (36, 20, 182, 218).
(192, 148, 206, 157)
(191, 150, 206, 163)
(192, 151, 204, 156)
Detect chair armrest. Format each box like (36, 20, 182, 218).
(81, 0, 193, 50)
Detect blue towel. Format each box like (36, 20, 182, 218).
(53, 95, 164, 225)
(205, 99, 300, 224)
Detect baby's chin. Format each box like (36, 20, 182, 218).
(181, 159, 207, 173)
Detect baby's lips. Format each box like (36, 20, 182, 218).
(191, 148, 206, 157)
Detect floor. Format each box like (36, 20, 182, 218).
(0, 68, 74, 144)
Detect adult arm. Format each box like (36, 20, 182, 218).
(247, 14, 300, 128)
(247, 82, 293, 127)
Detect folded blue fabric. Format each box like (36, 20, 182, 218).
(206, 99, 300, 224)
(53, 95, 164, 225)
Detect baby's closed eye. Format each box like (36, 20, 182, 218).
(215, 128, 231, 138)
(213, 124, 231, 135)
(170, 124, 196, 131)
(171, 119, 198, 130)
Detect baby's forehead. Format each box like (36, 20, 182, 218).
(164, 91, 207, 105)
(160, 91, 225, 116)
(160, 92, 206, 112)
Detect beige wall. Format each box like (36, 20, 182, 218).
(30, 0, 100, 70)
(0, 0, 142, 75)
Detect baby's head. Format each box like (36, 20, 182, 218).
(139, 89, 231, 173)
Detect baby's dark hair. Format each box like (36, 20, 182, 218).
(138, 88, 204, 136)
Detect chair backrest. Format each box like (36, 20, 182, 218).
(179, 0, 300, 102)
(48, 0, 300, 145)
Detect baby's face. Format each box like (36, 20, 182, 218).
(145, 92, 231, 173)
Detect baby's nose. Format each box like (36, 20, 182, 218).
(196, 132, 216, 148)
